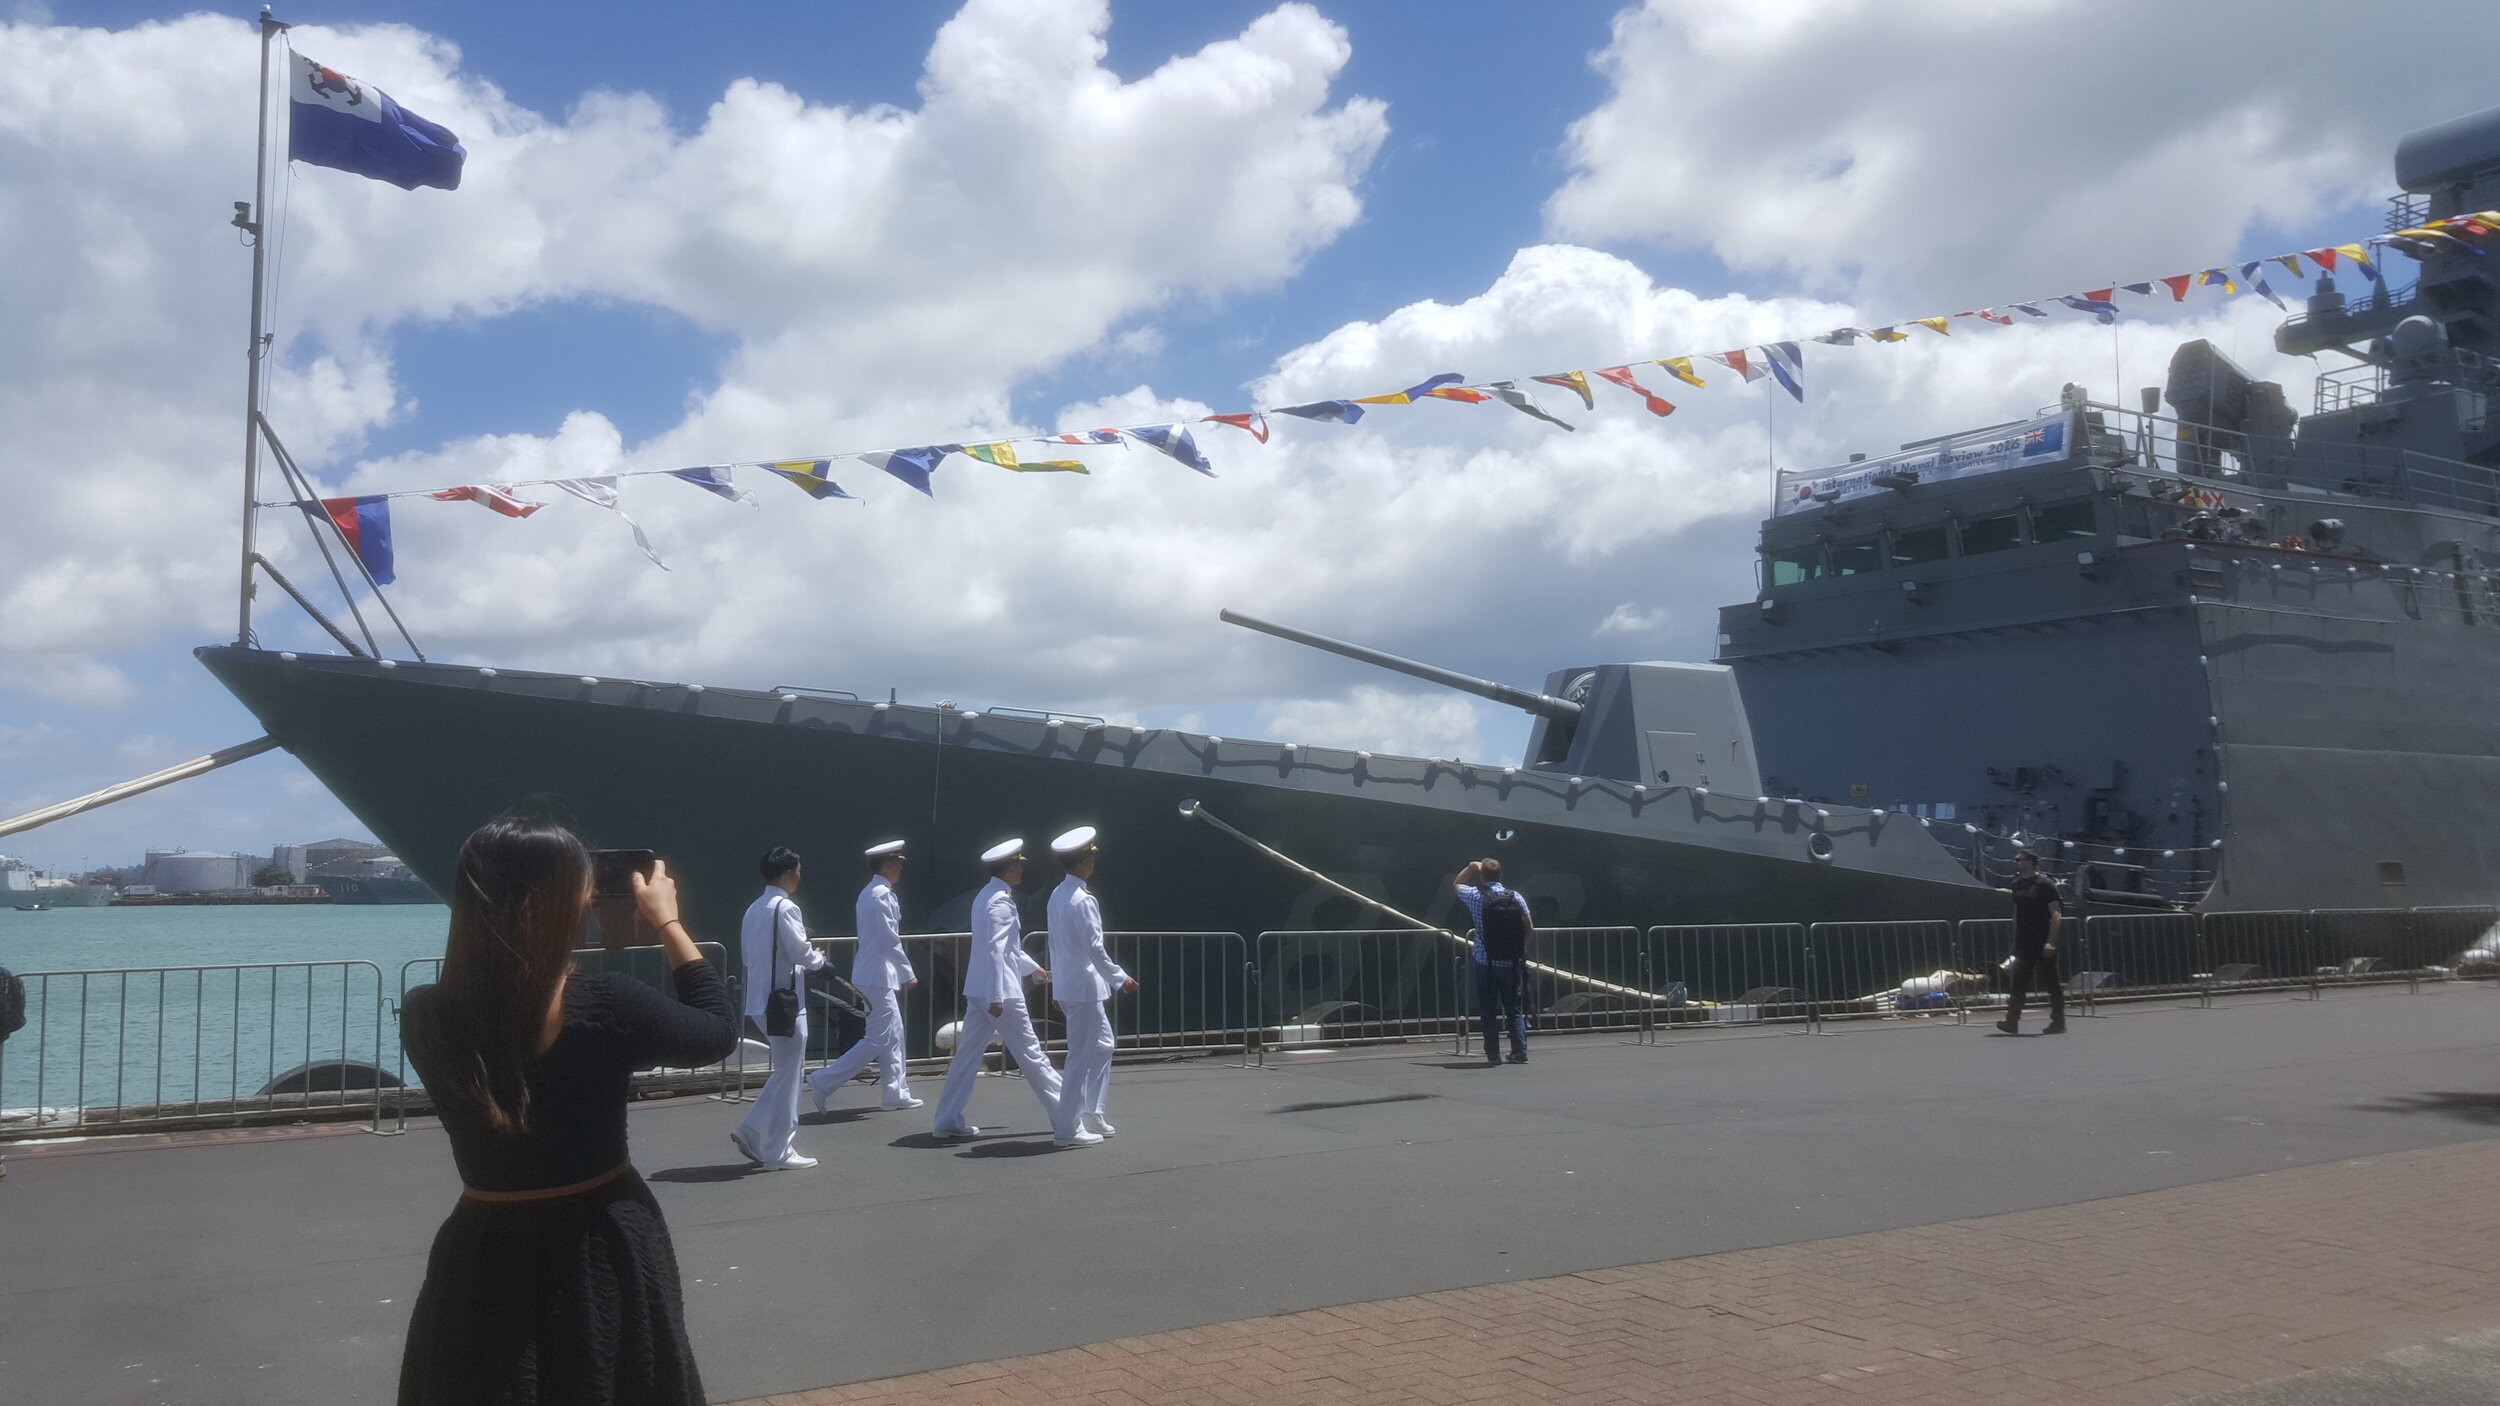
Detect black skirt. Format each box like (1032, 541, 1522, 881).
(398, 1169, 703, 1406)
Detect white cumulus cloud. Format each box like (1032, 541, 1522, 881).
(1547, 0, 2500, 309)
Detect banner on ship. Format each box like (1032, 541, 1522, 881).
(1773, 411, 2077, 516)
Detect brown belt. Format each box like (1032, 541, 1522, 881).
(461, 1160, 632, 1203)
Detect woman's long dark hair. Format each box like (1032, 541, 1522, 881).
(429, 815, 590, 1137)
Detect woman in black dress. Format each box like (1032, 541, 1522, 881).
(397, 817, 739, 1405)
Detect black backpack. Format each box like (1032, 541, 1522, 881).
(1480, 890, 1529, 963)
(0, 967, 23, 1043)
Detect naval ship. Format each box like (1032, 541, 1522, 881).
(199, 106, 2500, 944)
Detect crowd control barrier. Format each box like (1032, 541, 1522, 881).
(1649, 924, 1814, 1029)
(1, 960, 387, 1136)
(12, 904, 2500, 1140)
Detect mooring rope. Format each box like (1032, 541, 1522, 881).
(1177, 798, 1663, 1002)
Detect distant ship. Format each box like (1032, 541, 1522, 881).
(200, 106, 2500, 943)
(0, 865, 113, 909)
(312, 861, 441, 906)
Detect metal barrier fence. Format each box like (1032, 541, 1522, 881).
(1254, 929, 1474, 1061)
(1806, 921, 1960, 1026)
(1091, 932, 1257, 1063)
(2073, 913, 2207, 1009)
(13, 905, 2500, 1139)
(1652, 924, 1814, 1029)
(1520, 927, 1659, 1042)
(1, 960, 387, 1137)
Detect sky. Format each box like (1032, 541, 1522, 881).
(2, 0, 2496, 873)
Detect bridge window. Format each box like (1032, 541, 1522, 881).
(2032, 500, 2099, 542)
(1765, 545, 1827, 586)
(1889, 526, 1950, 566)
(1829, 538, 1883, 575)
(1960, 513, 2023, 555)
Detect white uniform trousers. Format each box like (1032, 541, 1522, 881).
(931, 998, 1062, 1133)
(736, 1013, 809, 1163)
(1055, 997, 1115, 1138)
(805, 984, 914, 1107)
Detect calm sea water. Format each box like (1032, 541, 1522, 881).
(0, 903, 453, 1118)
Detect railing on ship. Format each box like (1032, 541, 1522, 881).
(6, 909, 2496, 1140)
(2077, 398, 2500, 520)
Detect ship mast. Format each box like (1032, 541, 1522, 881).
(233, 7, 285, 646)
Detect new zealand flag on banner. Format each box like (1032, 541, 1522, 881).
(288, 54, 465, 192)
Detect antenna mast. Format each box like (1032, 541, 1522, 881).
(234, 8, 286, 645)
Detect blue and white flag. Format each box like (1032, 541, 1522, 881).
(1762, 342, 1804, 403)
(1125, 424, 1214, 476)
(289, 54, 465, 192)
(1275, 399, 1366, 425)
(2056, 294, 2120, 325)
(861, 445, 958, 496)
(668, 465, 756, 504)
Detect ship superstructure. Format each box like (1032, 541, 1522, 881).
(1721, 105, 2500, 911)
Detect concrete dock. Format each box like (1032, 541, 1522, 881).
(5, 984, 2499, 1404)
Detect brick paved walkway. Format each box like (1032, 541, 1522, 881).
(733, 1139, 2500, 1406)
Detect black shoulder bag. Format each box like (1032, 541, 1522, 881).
(763, 901, 801, 1038)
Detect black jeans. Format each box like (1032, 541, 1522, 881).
(1476, 959, 1528, 1058)
(2007, 947, 2065, 1022)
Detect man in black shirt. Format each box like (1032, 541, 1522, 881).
(1997, 849, 2068, 1035)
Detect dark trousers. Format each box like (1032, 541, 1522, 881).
(1476, 958, 1527, 1059)
(2007, 947, 2065, 1022)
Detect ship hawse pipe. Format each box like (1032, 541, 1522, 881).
(1219, 609, 1582, 724)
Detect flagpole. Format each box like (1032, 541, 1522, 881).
(235, 7, 285, 646)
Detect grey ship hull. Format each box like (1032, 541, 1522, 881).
(198, 646, 1994, 946)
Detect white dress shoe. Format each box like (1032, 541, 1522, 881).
(883, 1095, 925, 1111)
(934, 1123, 981, 1140)
(1083, 1118, 1116, 1138)
(766, 1152, 819, 1170)
(806, 1079, 832, 1115)
(1052, 1129, 1104, 1148)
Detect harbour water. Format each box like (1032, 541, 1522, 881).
(0, 903, 451, 1121)
(0, 900, 448, 976)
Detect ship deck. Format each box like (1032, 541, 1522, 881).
(7, 985, 2500, 1404)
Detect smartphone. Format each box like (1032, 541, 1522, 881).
(590, 849, 656, 899)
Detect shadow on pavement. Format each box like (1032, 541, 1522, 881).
(2351, 1091, 2500, 1124)
(648, 1162, 770, 1184)
(1271, 1093, 1436, 1114)
(958, 1139, 1059, 1158)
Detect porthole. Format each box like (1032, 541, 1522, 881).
(1807, 832, 1836, 862)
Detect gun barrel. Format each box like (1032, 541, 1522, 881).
(1220, 609, 1581, 723)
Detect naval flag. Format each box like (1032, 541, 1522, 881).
(317, 496, 395, 585)
(288, 54, 465, 192)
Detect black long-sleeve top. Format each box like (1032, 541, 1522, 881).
(402, 961, 738, 1193)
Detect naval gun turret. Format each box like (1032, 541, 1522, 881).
(1220, 609, 1763, 793)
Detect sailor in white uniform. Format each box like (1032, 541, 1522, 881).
(806, 840, 923, 1112)
(734, 847, 827, 1169)
(1045, 826, 1134, 1148)
(929, 838, 1063, 1139)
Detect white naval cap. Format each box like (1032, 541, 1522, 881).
(981, 837, 1025, 865)
(864, 839, 908, 859)
(1049, 825, 1099, 856)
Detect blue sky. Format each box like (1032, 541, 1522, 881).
(66, 1, 1631, 456)
(4, 0, 2493, 872)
